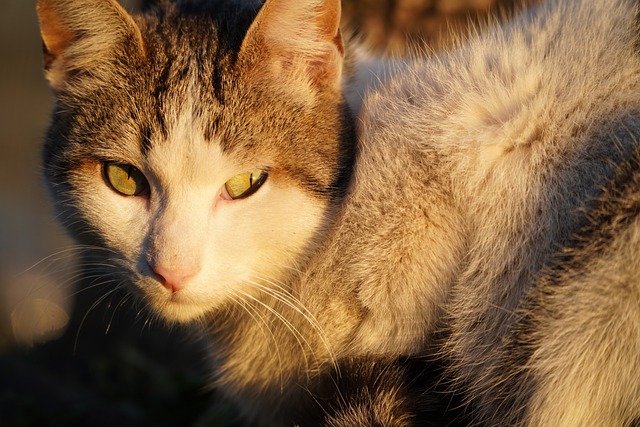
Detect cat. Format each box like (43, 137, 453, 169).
(37, 0, 640, 426)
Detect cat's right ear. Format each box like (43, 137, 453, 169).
(36, 0, 144, 91)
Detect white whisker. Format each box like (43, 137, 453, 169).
(236, 287, 315, 377)
(228, 292, 286, 392)
(73, 280, 123, 352)
(249, 275, 338, 372)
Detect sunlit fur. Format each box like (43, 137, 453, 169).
(354, 0, 640, 424)
(38, 0, 640, 425)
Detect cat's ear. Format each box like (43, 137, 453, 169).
(239, 0, 344, 93)
(36, 0, 144, 90)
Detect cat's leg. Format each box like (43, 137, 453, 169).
(305, 357, 468, 427)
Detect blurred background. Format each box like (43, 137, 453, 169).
(0, 0, 533, 425)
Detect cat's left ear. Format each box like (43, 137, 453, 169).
(239, 0, 343, 93)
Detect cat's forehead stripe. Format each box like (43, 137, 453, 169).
(139, 29, 220, 155)
(140, 126, 153, 155)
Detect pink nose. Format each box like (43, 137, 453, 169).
(152, 263, 200, 293)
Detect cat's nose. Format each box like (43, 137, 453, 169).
(151, 263, 200, 293)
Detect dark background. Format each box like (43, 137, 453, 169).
(0, 0, 531, 425)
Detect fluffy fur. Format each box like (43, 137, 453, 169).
(38, 0, 640, 425)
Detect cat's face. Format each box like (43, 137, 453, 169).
(38, 0, 354, 323)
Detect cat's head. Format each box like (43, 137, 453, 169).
(37, 0, 355, 323)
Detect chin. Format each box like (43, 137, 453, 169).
(135, 281, 216, 324)
(157, 297, 214, 324)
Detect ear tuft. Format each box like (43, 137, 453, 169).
(239, 0, 344, 93)
(36, 0, 144, 90)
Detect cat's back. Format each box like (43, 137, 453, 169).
(361, 0, 640, 156)
(356, 0, 640, 295)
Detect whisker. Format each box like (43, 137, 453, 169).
(104, 284, 131, 335)
(228, 292, 286, 392)
(249, 275, 338, 372)
(236, 288, 314, 377)
(73, 280, 122, 353)
(18, 244, 119, 275)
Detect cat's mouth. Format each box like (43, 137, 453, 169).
(134, 277, 215, 323)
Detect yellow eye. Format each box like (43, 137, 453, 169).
(224, 170, 268, 200)
(104, 162, 149, 196)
